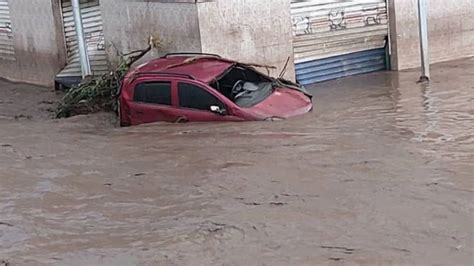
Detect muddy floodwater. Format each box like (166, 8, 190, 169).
(0, 58, 473, 265)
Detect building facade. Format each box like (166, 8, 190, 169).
(0, 0, 473, 87)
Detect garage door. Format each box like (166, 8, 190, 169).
(57, 0, 108, 78)
(291, 0, 389, 85)
(0, 0, 14, 60)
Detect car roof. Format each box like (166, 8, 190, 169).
(132, 56, 234, 84)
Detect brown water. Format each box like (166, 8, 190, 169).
(0, 58, 473, 265)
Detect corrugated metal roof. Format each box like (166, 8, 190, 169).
(291, 0, 388, 64)
(57, 0, 109, 78)
(295, 48, 386, 85)
(0, 0, 15, 61)
(291, 0, 389, 84)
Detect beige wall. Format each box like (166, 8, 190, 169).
(100, 0, 202, 66)
(0, 0, 66, 86)
(197, 0, 296, 80)
(0, 0, 297, 86)
(389, 0, 474, 70)
(100, 0, 296, 80)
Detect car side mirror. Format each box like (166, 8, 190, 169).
(210, 105, 226, 115)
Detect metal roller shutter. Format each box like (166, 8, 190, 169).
(57, 0, 108, 78)
(291, 0, 389, 85)
(0, 0, 15, 60)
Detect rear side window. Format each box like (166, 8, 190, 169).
(133, 82, 172, 105)
(178, 83, 224, 111)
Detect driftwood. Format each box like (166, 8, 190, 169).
(55, 36, 161, 118)
(163, 56, 277, 72)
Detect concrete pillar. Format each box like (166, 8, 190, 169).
(196, 0, 296, 80)
(100, 0, 202, 67)
(417, 0, 430, 81)
(389, 0, 474, 70)
(71, 0, 92, 77)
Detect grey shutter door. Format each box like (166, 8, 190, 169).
(0, 0, 14, 60)
(291, 0, 389, 85)
(57, 0, 108, 78)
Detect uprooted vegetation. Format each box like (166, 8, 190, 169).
(55, 37, 161, 118)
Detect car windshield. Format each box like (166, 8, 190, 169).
(210, 66, 273, 107)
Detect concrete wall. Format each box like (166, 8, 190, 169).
(389, 0, 474, 70)
(1, 0, 296, 86)
(100, 0, 201, 66)
(197, 0, 296, 80)
(0, 0, 66, 86)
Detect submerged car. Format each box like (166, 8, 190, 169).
(119, 53, 312, 126)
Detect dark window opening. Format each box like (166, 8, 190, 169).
(178, 83, 224, 111)
(133, 82, 172, 105)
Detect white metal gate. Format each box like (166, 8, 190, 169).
(291, 0, 389, 85)
(57, 0, 108, 78)
(0, 0, 15, 60)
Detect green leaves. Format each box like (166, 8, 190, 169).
(55, 47, 148, 119)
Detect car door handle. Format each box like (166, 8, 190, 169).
(135, 111, 144, 115)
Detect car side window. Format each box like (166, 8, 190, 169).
(133, 82, 172, 105)
(178, 82, 224, 111)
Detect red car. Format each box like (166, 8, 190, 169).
(119, 53, 312, 126)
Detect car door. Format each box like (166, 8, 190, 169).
(176, 81, 242, 122)
(128, 80, 180, 125)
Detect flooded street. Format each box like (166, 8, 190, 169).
(0, 58, 473, 265)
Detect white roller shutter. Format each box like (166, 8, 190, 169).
(0, 0, 15, 60)
(57, 0, 108, 78)
(291, 0, 389, 84)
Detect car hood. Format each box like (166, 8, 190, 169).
(248, 86, 313, 119)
